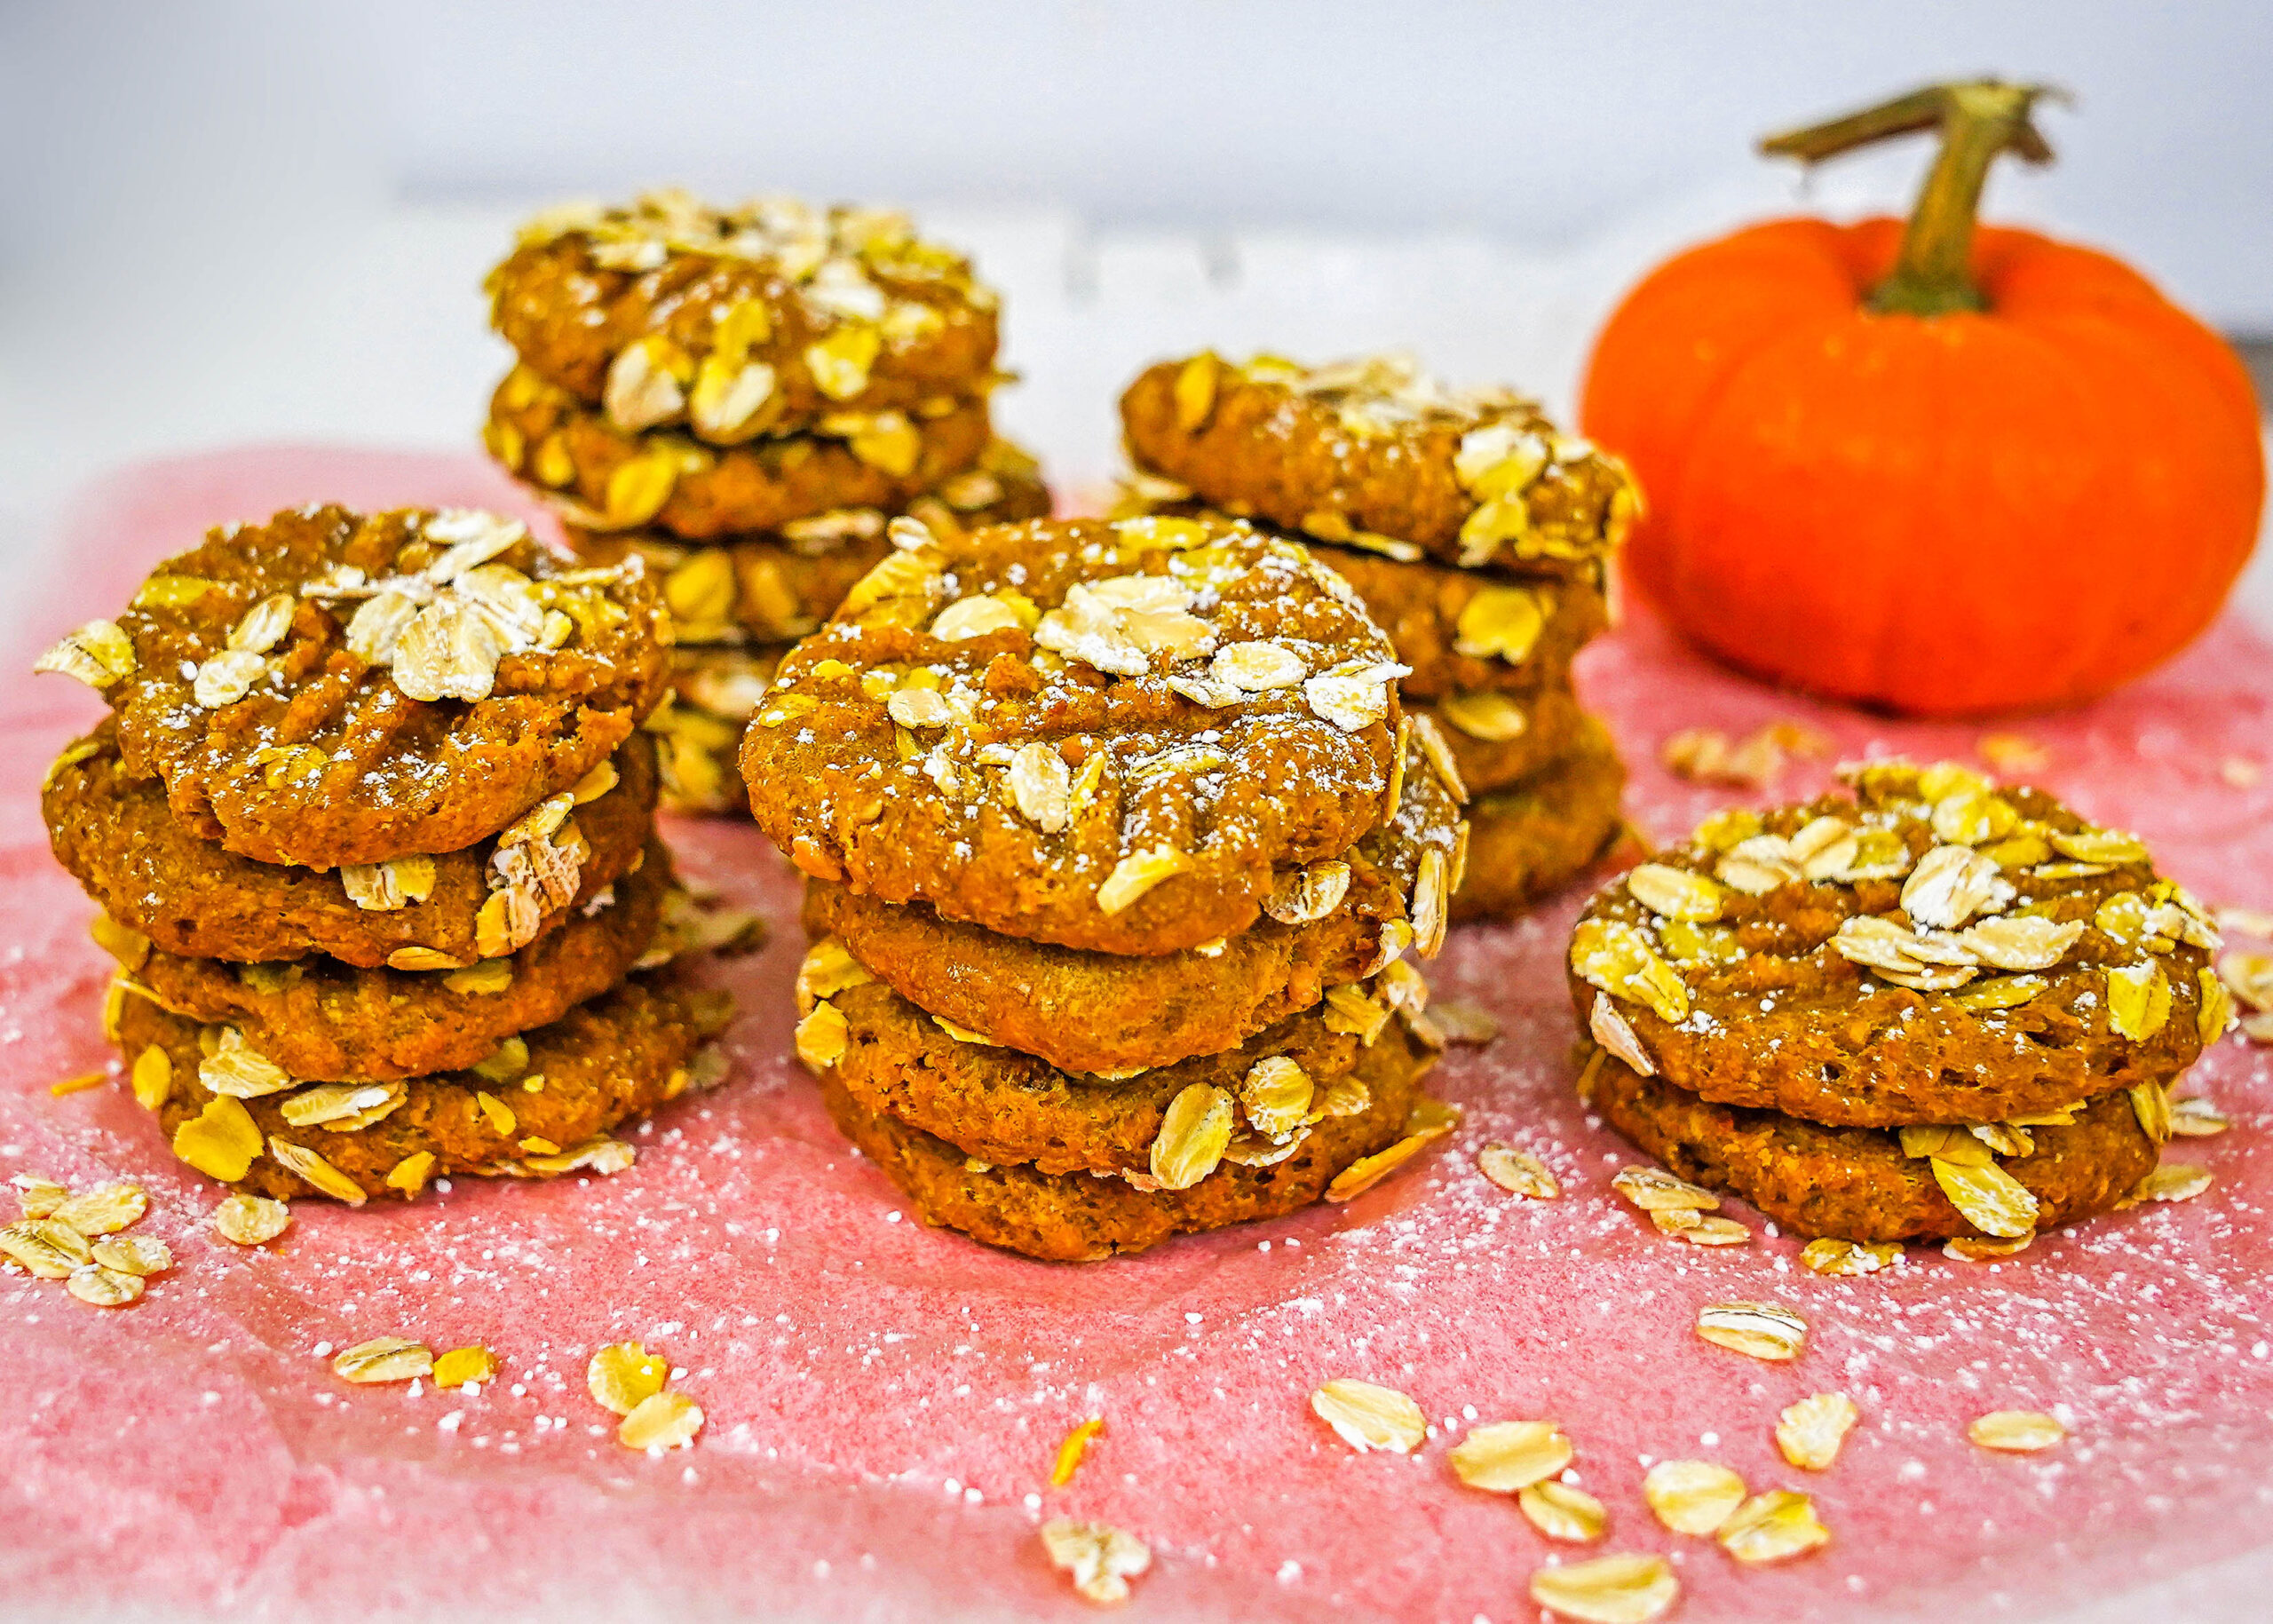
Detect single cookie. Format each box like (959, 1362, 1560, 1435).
(1120, 353, 1636, 568)
(568, 439, 1051, 643)
(486, 365, 995, 539)
(44, 505, 671, 869)
(804, 712, 1466, 1073)
(44, 726, 655, 967)
(1583, 1052, 2160, 1244)
(1453, 722, 1629, 921)
(128, 839, 671, 1081)
(818, 1018, 1433, 1262)
(1568, 760, 2221, 1128)
(1418, 685, 1593, 794)
(125, 970, 734, 1203)
(487, 191, 1000, 432)
(741, 514, 1406, 956)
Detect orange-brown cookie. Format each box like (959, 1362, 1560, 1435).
(127, 840, 671, 1081)
(485, 365, 995, 540)
(817, 1018, 1434, 1262)
(486, 191, 1000, 432)
(741, 514, 1406, 956)
(126, 970, 735, 1203)
(803, 711, 1466, 1073)
(1419, 685, 1593, 794)
(1453, 721, 1628, 921)
(39, 505, 671, 869)
(1583, 1051, 2160, 1244)
(1567, 761, 2221, 1128)
(44, 726, 655, 967)
(1121, 353, 1636, 567)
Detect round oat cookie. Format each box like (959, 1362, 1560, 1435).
(740, 514, 1407, 956)
(803, 711, 1467, 1073)
(54, 504, 671, 869)
(44, 726, 655, 967)
(124, 970, 734, 1203)
(129, 839, 671, 1081)
(1567, 760, 2221, 1129)
(486, 191, 1000, 432)
(817, 1019, 1432, 1262)
(1120, 352, 1637, 568)
(567, 439, 1052, 644)
(811, 972, 1426, 1177)
(486, 365, 994, 540)
(1453, 720, 1628, 922)
(1416, 684, 1593, 794)
(1585, 1053, 2158, 1244)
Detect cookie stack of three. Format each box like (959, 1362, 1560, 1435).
(740, 513, 1469, 1261)
(1565, 760, 2234, 1255)
(1119, 353, 1638, 917)
(480, 191, 1050, 814)
(37, 505, 737, 1206)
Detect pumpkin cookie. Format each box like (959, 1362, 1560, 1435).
(44, 726, 654, 968)
(486, 365, 995, 540)
(42, 504, 671, 869)
(1582, 1052, 2159, 1244)
(124, 970, 734, 1203)
(1120, 352, 1636, 567)
(817, 1018, 1433, 1262)
(1417, 685, 1592, 794)
(803, 712, 1466, 1073)
(741, 514, 1406, 956)
(486, 191, 1000, 432)
(127, 840, 671, 1081)
(1453, 720, 1628, 921)
(568, 439, 1051, 643)
(1567, 761, 2222, 1129)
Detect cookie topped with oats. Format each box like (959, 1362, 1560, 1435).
(1569, 760, 2223, 1128)
(487, 190, 1001, 437)
(1121, 352, 1637, 571)
(40, 504, 672, 869)
(739, 513, 1407, 956)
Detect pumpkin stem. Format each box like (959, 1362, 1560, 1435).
(1761, 79, 2063, 317)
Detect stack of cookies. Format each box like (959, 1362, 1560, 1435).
(740, 513, 1469, 1261)
(36, 504, 737, 1205)
(479, 190, 1050, 813)
(1118, 352, 1636, 918)
(1566, 759, 2231, 1256)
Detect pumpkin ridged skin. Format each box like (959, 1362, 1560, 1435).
(1581, 216, 2263, 716)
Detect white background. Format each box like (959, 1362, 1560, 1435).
(2, 0, 2268, 625)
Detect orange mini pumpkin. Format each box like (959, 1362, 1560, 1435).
(1581, 81, 2264, 716)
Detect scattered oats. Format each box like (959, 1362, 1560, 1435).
(340, 854, 439, 912)
(280, 1080, 407, 1131)
(2051, 827, 2150, 865)
(1588, 994, 1656, 1077)
(1968, 1410, 2066, 1453)
(1438, 690, 1530, 741)
(387, 946, 470, 971)
(1236, 1056, 1312, 1137)
(1529, 1553, 1678, 1624)
(795, 1001, 850, 1073)
(1625, 863, 1724, 922)
(1902, 843, 2011, 931)
(1962, 915, 2085, 970)
(1448, 1420, 1572, 1492)
(1695, 1301, 1807, 1362)
(1944, 1232, 2035, 1261)
(1007, 741, 1073, 833)
(1040, 1518, 1152, 1607)
(1612, 1166, 1718, 1214)
(48, 1072, 105, 1098)
(67, 1266, 146, 1307)
(1263, 860, 1351, 925)
(2132, 1164, 2214, 1203)
(1658, 1211, 1749, 1246)
(213, 1192, 291, 1246)
(1324, 1129, 1432, 1203)
(12, 1174, 68, 1219)
(1570, 919, 1689, 1022)
(1096, 844, 1192, 915)
(2224, 756, 2265, 788)
(51, 1182, 146, 1236)
(1210, 638, 1307, 692)
(193, 648, 267, 708)
(90, 1234, 171, 1277)
(443, 959, 513, 997)
(1302, 661, 1406, 733)
(1718, 1490, 1830, 1564)
(384, 1152, 437, 1196)
(334, 1336, 433, 1383)
(200, 1027, 293, 1098)
(1051, 1417, 1105, 1486)
(1149, 1084, 1234, 1191)
(0, 1218, 92, 1278)
(2108, 959, 2173, 1041)
(1520, 1480, 1608, 1544)
(1310, 1378, 1427, 1454)
(1173, 352, 1220, 431)
(433, 1345, 500, 1389)
(1932, 1158, 2039, 1239)
(170, 1095, 263, 1182)
(1979, 733, 2050, 774)
(35, 619, 137, 689)
(1800, 1237, 1901, 1276)
(1320, 983, 1391, 1045)
(1431, 1000, 1499, 1045)
(268, 1137, 368, 1207)
(1777, 1392, 1860, 1470)
(1643, 1460, 1746, 1535)
(1477, 1143, 1558, 1200)
(2130, 1081, 2173, 1145)
(2168, 1096, 2229, 1137)
(589, 1342, 670, 1416)
(619, 1390, 704, 1451)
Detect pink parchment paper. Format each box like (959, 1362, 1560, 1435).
(3, 447, 2269, 1623)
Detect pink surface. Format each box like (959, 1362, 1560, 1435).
(4, 446, 2271, 1624)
